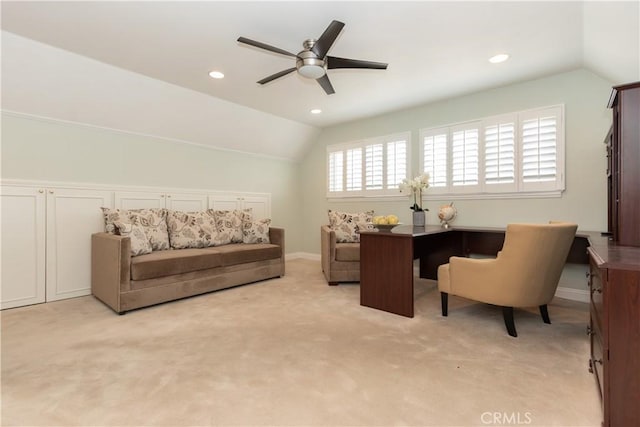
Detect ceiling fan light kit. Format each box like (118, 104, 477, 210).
(238, 20, 388, 95)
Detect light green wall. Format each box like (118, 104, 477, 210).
(300, 69, 613, 256)
(1, 114, 304, 252)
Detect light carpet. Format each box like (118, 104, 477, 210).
(1, 259, 601, 426)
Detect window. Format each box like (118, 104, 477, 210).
(419, 105, 564, 198)
(327, 132, 410, 197)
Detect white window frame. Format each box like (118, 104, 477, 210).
(418, 105, 565, 200)
(326, 132, 411, 199)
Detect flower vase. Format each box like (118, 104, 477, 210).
(412, 210, 426, 227)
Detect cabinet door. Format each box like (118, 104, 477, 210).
(1, 186, 46, 309)
(114, 191, 165, 209)
(46, 188, 113, 301)
(242, 196, 271, 220)
(166, 193, 208, 211)
(208, 195, 241, 211)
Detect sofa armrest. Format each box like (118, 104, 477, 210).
(320, 225, 336, 274)
(91, 232, 131, 313)
(269, 227, 285, 276)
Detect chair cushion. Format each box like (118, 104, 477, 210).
(335, 243, 360, 261)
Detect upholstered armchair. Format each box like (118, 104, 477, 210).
(320, 225, 360, 285)
(437, 222, 578, 337)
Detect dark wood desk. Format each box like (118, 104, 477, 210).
(359, 225, 593, 318)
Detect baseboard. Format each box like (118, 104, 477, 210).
(554, 286, 590, 303)
(286, 252, 320, 261)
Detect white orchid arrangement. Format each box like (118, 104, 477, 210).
(399, 173, 430, 212)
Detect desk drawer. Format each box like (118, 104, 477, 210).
(589, 315, 605, 405)
(589, 257, 605, 322)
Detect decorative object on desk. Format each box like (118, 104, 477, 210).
(372, 214, 400, 231)
(399, 173, 430, 225)
(438, 202, 457, 228)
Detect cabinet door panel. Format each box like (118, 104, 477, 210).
(114, 191, 164, 209)
(243, 196, 271, 220)
(1, 186, 46, 309)
(208, 195, 240, 211)
(166, 193, 207, 211)
(46, 188, 113, 301)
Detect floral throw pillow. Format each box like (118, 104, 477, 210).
(328, 210, 374, 243)
(167, 210, 217, 249)
(114, 220, 152, 257)
(208, 209, 248, 245)
(101, 208, 129, 234)
(242, 218, 271, 244)
(127, 208, 170, 251)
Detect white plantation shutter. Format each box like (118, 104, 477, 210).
(386, 139, 407, 189)
(345, 148, 363, 192)
(365, 143, 383, 190)
(326, 132, 410, 197)
(484, 116, 516, 192)
(451, 124, 480, 190)
(422, 130, 448, 189)
(327, 150, 343, 193)
(520, 106, 563, 192)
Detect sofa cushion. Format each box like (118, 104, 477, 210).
(242, 218, 271, 244)
(208, 209, 249, 245)
(167, 210, 217, 249)
(115, 221, 152, 257)
(128, 209, 170, 251)
(328, 210, 374, 243)
(101, 207, 170, 251)
(131, 247, 224, 281)
(213, 243, 282, 267)
(335, 243, 360, 262)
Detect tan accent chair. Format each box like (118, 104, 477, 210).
(437, 222, 578, 337)
(320, 225, 360, 285)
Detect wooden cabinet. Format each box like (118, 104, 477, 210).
(588, 240, 640, 427)
(607, 82, 640, 246)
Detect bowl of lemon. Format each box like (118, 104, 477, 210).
(372, 215, 401, 231)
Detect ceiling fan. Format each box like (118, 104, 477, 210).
(237, 20, 388, 95)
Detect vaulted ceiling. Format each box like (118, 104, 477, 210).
(2, 1, 638, 160)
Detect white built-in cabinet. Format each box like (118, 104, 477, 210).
(1, 185, 112, 309)
(1, 181, 271, 310)
(209, 195, 270, 220)
(1, 186, 47, 309)
(115, 191, 208, 211)
(45, 188, 113, 302)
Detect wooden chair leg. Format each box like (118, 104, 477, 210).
(441, 292, 448, 316)
(502, 306, 518, 337)
(539, 304, 551, 324)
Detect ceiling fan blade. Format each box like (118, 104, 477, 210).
(311, 20, 345, 58)
(237, 37, 296, 57)
(327, 56, 388, 70)
(316, 74, 335, 95)
(257, 68, 297, 85)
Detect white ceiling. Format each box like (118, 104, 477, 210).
(1, 1, 638, 160)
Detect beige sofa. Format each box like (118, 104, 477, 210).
(320, 225, 360, 285)
(92, 227, 285, 314)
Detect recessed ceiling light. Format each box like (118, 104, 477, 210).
(209, 70, 225, 79)
(489, 54, 509, 64)
(310, 109, 322, 114)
